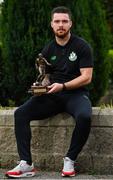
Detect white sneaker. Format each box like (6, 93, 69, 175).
(61, 157, 77, 177)
(5, 160, 36, 178)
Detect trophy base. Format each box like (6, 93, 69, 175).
(28, 85, 47, 95)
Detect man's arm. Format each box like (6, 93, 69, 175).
(64, 67, 93, 90)
(47, 67, 93, 93)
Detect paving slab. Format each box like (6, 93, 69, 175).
(0, 169, 113, 180)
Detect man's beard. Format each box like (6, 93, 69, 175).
(54, 29, 70, 39)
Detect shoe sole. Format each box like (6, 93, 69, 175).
(61, 172, 76, 177)
(5, 171, 36, 178)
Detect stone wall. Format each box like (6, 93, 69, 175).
(0, 107, 113, 174)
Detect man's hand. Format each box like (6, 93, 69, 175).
(47, 83, 63, 94)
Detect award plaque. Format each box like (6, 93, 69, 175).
(28, 53, 51, 95)
(28, 85, 47, 95)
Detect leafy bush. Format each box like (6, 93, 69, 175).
(0, 0, 111, 106)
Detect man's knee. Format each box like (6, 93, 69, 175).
(14, 106, 29, 125)
(77, 112, 91, 121)
(14, 107, 22, 119)
(76, 112, 91, 129)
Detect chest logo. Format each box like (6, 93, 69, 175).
(50, 56, 56, 61)
(69, 52, 77, 61)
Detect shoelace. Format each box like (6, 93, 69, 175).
(13, 161, 28, 171)
(63, 158, 74, 170)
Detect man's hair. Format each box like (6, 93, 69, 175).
(51, 6, 72, 20)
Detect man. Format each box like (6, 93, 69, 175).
(5, 6, 93, 178)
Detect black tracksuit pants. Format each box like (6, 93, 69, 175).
(14, 90, 92, 165)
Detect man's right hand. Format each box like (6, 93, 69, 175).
(47, 83, 63, 94)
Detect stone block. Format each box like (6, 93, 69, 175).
(0, 107, 113, 174)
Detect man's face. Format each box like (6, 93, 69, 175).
(51, 13, 72, 38)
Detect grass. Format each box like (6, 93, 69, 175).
(99, 100, 113, 109)
(0, 106, 16, 110)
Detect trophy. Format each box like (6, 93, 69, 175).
(28, 53, 51, 95)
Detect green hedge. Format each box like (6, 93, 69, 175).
(0, 0, 111, 106)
